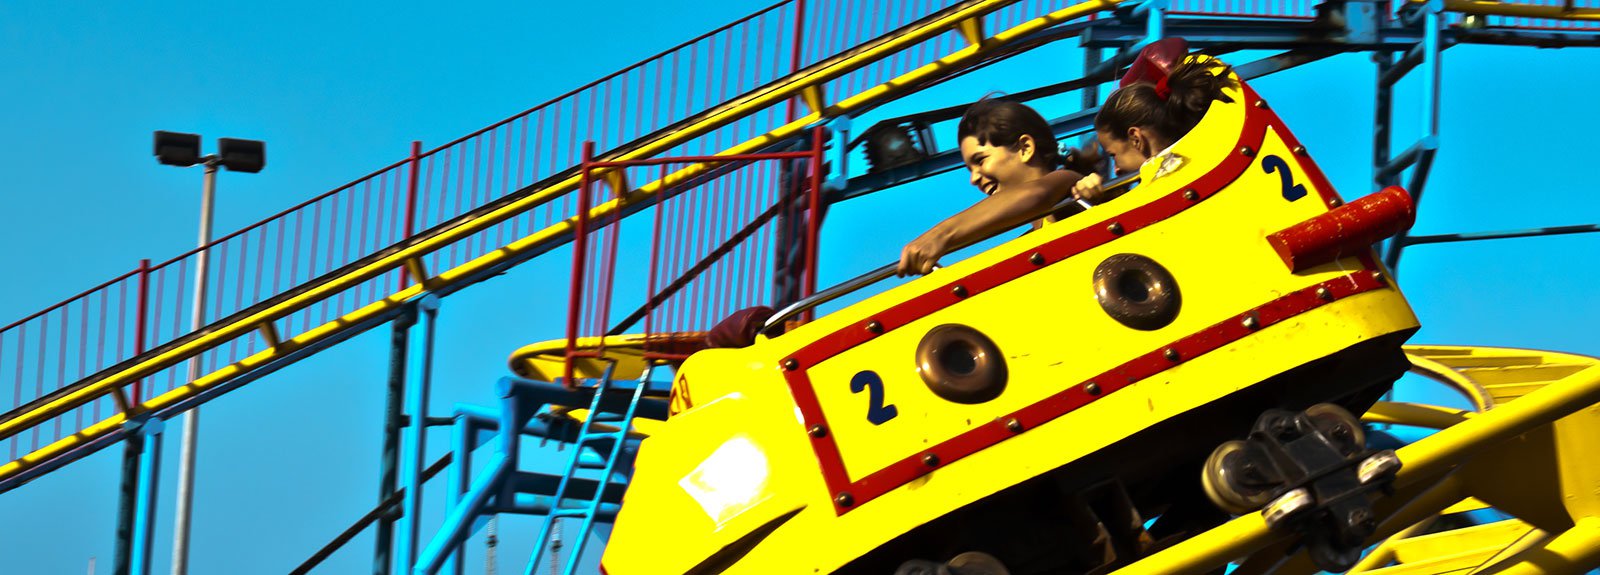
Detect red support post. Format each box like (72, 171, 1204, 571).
(645, 164, 669, 343)
(565, 141, 597, 389)
(400, 140, 422, 291)
(131, 259, 150, 408)
(804, 126, 825, 322)
(787, 0, 807, 122)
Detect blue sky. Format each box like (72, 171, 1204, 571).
(2, 1, 1599, 574)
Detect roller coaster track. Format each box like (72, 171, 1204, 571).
(1, 0, 1597, 497)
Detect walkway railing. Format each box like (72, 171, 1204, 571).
(2, 0, 1595, 486)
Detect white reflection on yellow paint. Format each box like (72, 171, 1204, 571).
(679, 434, 772, 528)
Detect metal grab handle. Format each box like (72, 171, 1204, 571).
(761, 172, 1137, 335)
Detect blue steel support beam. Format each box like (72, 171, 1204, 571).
(1401, 224, 1600, 245)
(1079, 21, 1424, 49)
(1131, 0, 1169, 44)
(414, 452, 512, 575)
(112, 419, 146, 575)
(1082, 46, 1102, 103)
(1455, 27, 1600, 47)
(1374, 49, 1397, 190)
(563, 364, 651, 574)
(1375, 136, 1439, 181)
(503, 471, 629, 502)
(0, 129, 802, 500)
(1384, 0, 1444, 272)
(1416, 0, 1443, 197)
(500, 495, 621, 520)
(397, 294, 440, 574)
(830, 48, 1337, 206)
(527, 361, 619, 575)
(375, 306, 414, 575)
(12, 8, 1600, 507)
(825, 115, 852, 193)
(130, 419, 164, 575)
(0, 287, 420, 497)
(415, 376, 534, 575)
(1379, 41, 1428, 86)
(442, 415, 469, 575)
(113, 419, 148, 575)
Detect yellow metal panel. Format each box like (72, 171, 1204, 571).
(1461, 364, 1589, 386)
(1116, 350, 1600, 575)
(1, 0, 1141, 486)
(1423, 355, 1550, 369)
(1390, 519, 1536, 564)
(1407, 351, 1495, 412)
(1468, 517, 1600, 575)
(1350, 517, 1437, 574)
(1364, 401, 1473, 429)
(807, 118, 1379, 481)
(1367, 556, 1486, 575)
(504, 333, 695, 382)
(1442, 497, 1492, 515)
(1485, 384, 1550, 404)
(1553, 403, 1600, 522)
(603, 387, 818, 573)
(604, 64, 1427, 573)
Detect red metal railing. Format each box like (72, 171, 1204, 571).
(9, 0, 1590, 467)
(564, 130, 826, 386)
(1167, 0, 1319, 18)
(0, 0, 1101, 462)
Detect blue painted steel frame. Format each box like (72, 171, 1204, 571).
(1381, 0, 1444, 271)
(396, 293, 440, 574)
(410, 375, 654, 575)
(533, 362, 652, 575)
(130, 418, 164, 575)
(37, 3, 1600, 572)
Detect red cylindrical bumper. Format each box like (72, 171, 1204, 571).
(1267, 186, 1416, 272)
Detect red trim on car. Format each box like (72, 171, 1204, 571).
(778, 84, 1387, 514)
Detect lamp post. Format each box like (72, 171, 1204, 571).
(153, 131, 265, 575)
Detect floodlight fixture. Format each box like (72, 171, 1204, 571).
(149, 128, 265, 573)
(217, 138, 266, 173)
(154, 131, 202, 167)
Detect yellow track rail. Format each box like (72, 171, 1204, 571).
(0, 0, 1127, 484)
(1417, 0, 1600, 21)
(1110, 345, 1600, 575)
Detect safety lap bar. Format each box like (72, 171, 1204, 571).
(762, 173, 1137, 335)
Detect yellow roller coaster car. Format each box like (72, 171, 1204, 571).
(601, 58, 1420, 574)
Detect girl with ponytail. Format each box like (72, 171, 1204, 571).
(1074, 39, 1237, 199)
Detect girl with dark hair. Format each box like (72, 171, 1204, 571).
(896, 98, 1096, 276)
(1073, 55, 1237, 199)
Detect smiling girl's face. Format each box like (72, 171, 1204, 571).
(959, 134, 1042, 196)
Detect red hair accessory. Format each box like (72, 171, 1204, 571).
(1120, 37, 1189, 94)
(1154, 76, 1172, 100)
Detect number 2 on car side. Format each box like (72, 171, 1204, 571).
(851, 370, 898, 425)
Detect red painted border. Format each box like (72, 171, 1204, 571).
(779, 84, 1385, 514)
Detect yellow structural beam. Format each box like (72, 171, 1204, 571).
(1553, 403, 1600, 523)
(1112, 361, 1600, 575)
(1388, 519, 1537, 564)
(1364, 401, 1474, 429)
(1349, 517, 1437, 574)
(1443, 497, 1492, 515)
(1417, 0, 1600, 21)
(1407, 349, 1495, 412)
(0, 0, 1125, 484)
(1476, 518, 1600, 575)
